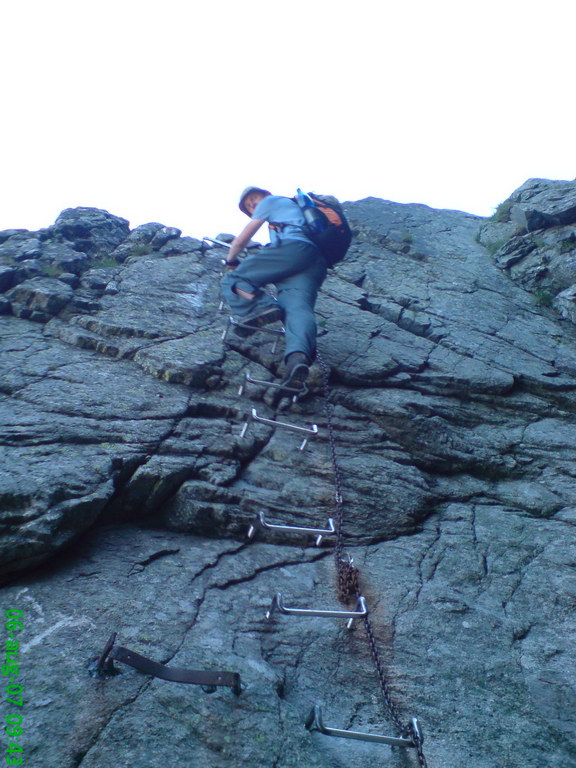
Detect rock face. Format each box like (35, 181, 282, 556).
(1, 187, 576, 768)
(479, 178, 576, 323)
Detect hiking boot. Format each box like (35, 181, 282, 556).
(280, 352, 310, 394)
(233, 306, 283, 338)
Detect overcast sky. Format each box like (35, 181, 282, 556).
(2, 0, 573, 240)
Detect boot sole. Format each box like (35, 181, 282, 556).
(281, 363, 309, 392)
(233, 308, 283, 338)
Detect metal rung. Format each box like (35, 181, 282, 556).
(226, 317, 285, 336)
(305, 705, 420, 748)
(240, 408, 318, 450)
(238, 371, 308, 401)
(94, 633, 242, 695)
(202, 237, 233, 250)
(266, 593, 367, 629)
(222, 318, 285, 354)
(247, 511, 335, 546)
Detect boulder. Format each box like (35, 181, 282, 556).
(11, 237, 43, 260)
(0, 231, 38, 261)
(42, 241, 90, 274)
(150, 225, 182, 247)
(5, 277, 74, 321)
(57, 272, 80, 288)
(0, 228, 28, 244)
(109, 223, 167, 262)
(479, 179, 576, 323)
(0, 265, 15, 292)
(54, 206, 130, 256)
(13, 259, 43, 282)
(509, 177, 576, 226)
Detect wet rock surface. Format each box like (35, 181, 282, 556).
(2, 186, 576, 767)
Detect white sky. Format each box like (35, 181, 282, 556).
(2, 0, 574, 240)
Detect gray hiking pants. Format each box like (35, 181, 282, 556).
(221, 240, 327, 361)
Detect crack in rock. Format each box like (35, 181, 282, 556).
(127, 548, 181, 575)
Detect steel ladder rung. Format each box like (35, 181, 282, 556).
(305, 705, 420, 748)
(247, 511, 336, 546)
(202, 237, 233, 250)
(240, 408, 318, 450)
(266, 593, 367, 629)
(222, 316, 285, 343)
(238, 371, 308, 400)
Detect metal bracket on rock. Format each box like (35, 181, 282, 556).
(238, 370, 308, 401)
(94, 633, 242, 695)
(265, 593, 367, 629)
(247, 511, 335, 546)
(305, 705, 421, 749)
(240, 408, 318, 450)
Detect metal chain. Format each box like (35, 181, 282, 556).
(317, 352, 345, 558)
(316, 352, 356, 601)
(415, 729, 428, 768)
(362, 615, 411, 735)
(316, 351, 429, 768)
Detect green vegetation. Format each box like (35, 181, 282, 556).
(533, 289, 553, 307)
(559, 236, 576, 254)
(491, 199, 514, 223)
(486, 238, 509, 256)
(129, 243, 153, 257)
(43, 263, 65, 278)
(87, 257, 120, 269)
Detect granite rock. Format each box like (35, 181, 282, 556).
(53, 206, 130, 256)
(480, 178, 576, 326)
(1, 188, 576, 768)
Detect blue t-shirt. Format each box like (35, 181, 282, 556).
(252, 195, 313, 246)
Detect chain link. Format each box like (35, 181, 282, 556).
(362, 615, 410, 735)
(317, 352, 346, 569)
(414, 729, 428, 768)
(316, 351, 429, 768)
(317, 358, 344, 540)
(337, 557, 360, 603)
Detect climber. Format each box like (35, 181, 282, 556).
(221, 186, 328, 393)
